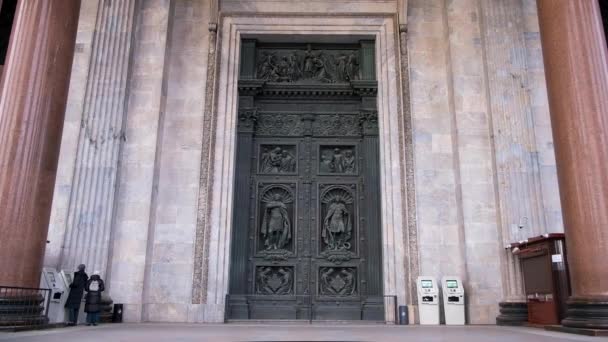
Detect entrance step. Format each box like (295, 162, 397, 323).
(227, 319, 387, 325)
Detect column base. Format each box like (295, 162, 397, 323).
(496, 301, 528, 326)
(100, 294, 114, 323)
(561, 297, 608, 330)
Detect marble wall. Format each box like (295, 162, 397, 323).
(45, 0, 561, 324)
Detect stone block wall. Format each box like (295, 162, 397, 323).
(45, 0, 561, 324)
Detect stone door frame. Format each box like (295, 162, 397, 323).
(193, 14, 414, 322)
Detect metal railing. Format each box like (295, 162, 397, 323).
(0, 286, 51, 328)
(226, 294, 399, 324)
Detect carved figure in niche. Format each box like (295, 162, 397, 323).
(261, 146, 296, 173)
(322, 188, 353, 251)
(260, 187, 293, 251)
(256, 266, 293, 295)
(319, 267, 356, 296)
(261, 194, 292, 250)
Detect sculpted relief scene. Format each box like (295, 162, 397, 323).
(257, 47, 360, 83)
(259, 145, 297, 173)
(320, 146, 356, 174)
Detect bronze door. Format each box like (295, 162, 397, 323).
(227, 41, 383, 321)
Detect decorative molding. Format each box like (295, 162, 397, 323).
(398, 24, 419, 306)
(192, 23, 219, 305)
(260, 83, 357, 98)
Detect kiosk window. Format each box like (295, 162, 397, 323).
(421, 280, 433, 288)
(446, 280, 458, 288)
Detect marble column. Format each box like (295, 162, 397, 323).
(58, 0, 137, 277)
(480, 0, 549, 325)
(0, 0, 81, 288)
(537, 0, 608, 330)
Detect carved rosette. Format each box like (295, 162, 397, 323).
(359, 110, 379, 135)
(256, 266, 294, 295)
(319, 267, 357, 296)
(238, 107, 258, 132)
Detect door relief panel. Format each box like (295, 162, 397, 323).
(255, 266, 295, 295)
(259, 144, 297, 174)
(319, 267, 357, 296)
(228, 40, 382, 321)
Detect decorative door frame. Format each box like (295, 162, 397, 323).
(192, 13, 417, 322)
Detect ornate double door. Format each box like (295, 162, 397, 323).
(227, 41, 383, 321)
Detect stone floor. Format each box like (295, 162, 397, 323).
(0, 323, 605, 342)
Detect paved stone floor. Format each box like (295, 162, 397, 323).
(0, 323, 605, 342)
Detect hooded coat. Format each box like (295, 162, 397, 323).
(84, 275, 105, 313)
(65, 270, 88, 309)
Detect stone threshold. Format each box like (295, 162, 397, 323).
(545, 325, 608, 337)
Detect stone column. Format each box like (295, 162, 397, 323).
(480, 0, 550, 325)
(58, 0, 137, 277)
(0, 0, 81, 288)
(537, 0, 608, 330)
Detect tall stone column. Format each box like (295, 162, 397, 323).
(537, 0, 608, 330)
(480, 0, 550, 325)
(58, 0, 137, 277)
(0, 0, 81, 288)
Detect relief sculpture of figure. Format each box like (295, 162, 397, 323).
(280, 150, 296, 173)
(335, 54, 348, 82)
(341, 269, 355, 295)
(261, 147, 283, 173)
(261, 194, 292, 250)
(345, 52, 359, 81)
(256, 267, 273, 294)
(257, 52, 279, 81)
(330, 148, 345, 173)
(322, 198, 352, 250)
(320, 268, 336, 295)
(277, 267, 292, 295)
(342, 150, 355, 173)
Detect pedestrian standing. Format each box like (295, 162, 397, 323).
(64, 264, 88, 326)
(84, 270, 105, 326)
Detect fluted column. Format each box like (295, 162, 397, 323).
(537, 0, 608, 330)
(58, 0, 138, 276)
(480, 0, 550, 325)
(0, 0, 81, 288)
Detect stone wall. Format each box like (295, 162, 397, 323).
(45, 0, 561, 324)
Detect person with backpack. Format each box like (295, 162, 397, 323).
(84, 271, 105, 326)
(64, 264, 88, 326)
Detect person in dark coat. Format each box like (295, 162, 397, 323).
(64, 264, 88, 326)
(84, 271, 105, 326)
